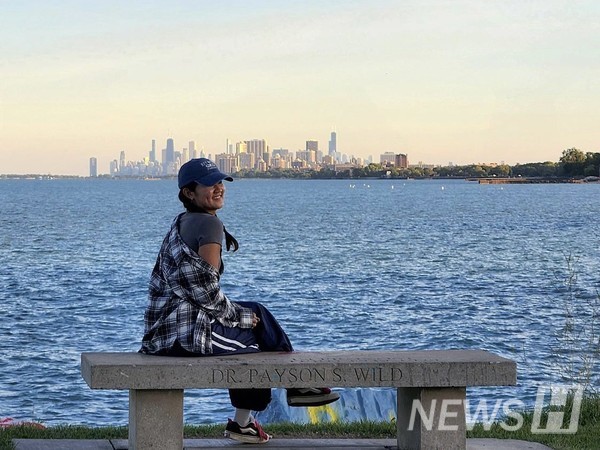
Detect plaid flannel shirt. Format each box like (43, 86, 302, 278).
(141, 213, 253, 355)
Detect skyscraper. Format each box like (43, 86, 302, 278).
(395, 153, 409, 168)
(189, 141, 196, 160)
(328, 131, 337, 156)
(306, 140, 318, 152)
(89, 157, 97, 177)
(110, 160, 119, 176)
(236, 141, 247, 154)
(380, 152, 396, 166)
(305, 140, 319, 164)
(166, 138, 175, 165)
(119, 151, 126, 172)
(149, 139, 156, 163)
(238, 152, 254, 170)
(245, 139, 268, 169)
(216, 153, 237, 174)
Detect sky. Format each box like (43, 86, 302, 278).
(1, 0, 599, 175)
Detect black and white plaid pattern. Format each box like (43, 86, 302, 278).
(141, 213, 253, 355)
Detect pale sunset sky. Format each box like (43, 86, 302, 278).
(1, 0, 599, 175)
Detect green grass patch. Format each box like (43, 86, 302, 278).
(0, 420, 396, 448)
(468, 393, 600, 450)
(183, 420, 397, 439)
(2, 396, 599, 450)
(0, 425, 127, 450)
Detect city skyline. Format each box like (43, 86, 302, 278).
(101, 133, 378, 178)
(2, 1, 599, 176)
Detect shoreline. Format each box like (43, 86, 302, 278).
(1, 174, 598, 183)
(472, 177, 597, 184)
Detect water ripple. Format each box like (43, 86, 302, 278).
(1, 179, 599, 425)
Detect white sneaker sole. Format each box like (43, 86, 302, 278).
(224, 430, 271, 444)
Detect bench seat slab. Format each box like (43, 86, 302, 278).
(82, 350, 517, 390)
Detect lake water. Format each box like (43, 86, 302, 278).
(1, 178, 599, 426)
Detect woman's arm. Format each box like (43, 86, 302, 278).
(197, 244, 259, 327)
(197, 243, 221, 270)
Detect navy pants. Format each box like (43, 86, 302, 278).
(224, 302, 293, 410)
(166, 301, 293, 411)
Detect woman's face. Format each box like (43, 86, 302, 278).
(188, 181, 225, 214)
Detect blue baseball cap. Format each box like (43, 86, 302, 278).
(178, 158, 233, 188)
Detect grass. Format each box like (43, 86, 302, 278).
(2, 396, 599, 450)
(0, 422, 395, 449)
(468, 393, 600, 450)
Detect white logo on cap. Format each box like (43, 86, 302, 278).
(200, 160, 217, 170)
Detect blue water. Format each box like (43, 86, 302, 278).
(1, 178, 599, 426)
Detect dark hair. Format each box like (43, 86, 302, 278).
(178, 182, 197, 210)
(178, 181, 239, 252)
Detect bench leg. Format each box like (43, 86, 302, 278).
(129, 389, 184, 450)
(396, 387, 466, 450)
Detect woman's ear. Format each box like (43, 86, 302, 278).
(182, 187, 194, 201)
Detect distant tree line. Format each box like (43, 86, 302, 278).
(556, 148, 600, 177)
(233, 148, 600, 179)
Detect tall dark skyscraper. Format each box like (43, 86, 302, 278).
(328, 131, 337, 156)
(166, 138, 175, 165)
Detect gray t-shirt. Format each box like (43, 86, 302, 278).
(178, 212, 223, 253)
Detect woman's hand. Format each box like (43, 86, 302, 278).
(252, 313, 261, 328)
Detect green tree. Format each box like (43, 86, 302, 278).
(560, 148, 586, 176)
(351, 163, 385, 178)
(512, 162, 559, 177)
(584, 152, 600, 177)
(489, 164, 511, 177)
(422, 167, 435, 177)
(561, 148, 586, 162)
(470, 165, 487, 177)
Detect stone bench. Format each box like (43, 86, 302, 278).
(81, 349, 516, 450)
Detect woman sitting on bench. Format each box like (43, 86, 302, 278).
(140, 158, 339, 444)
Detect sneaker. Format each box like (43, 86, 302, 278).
(224, 418, 271, 444)
(286, 388, 340, 407)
